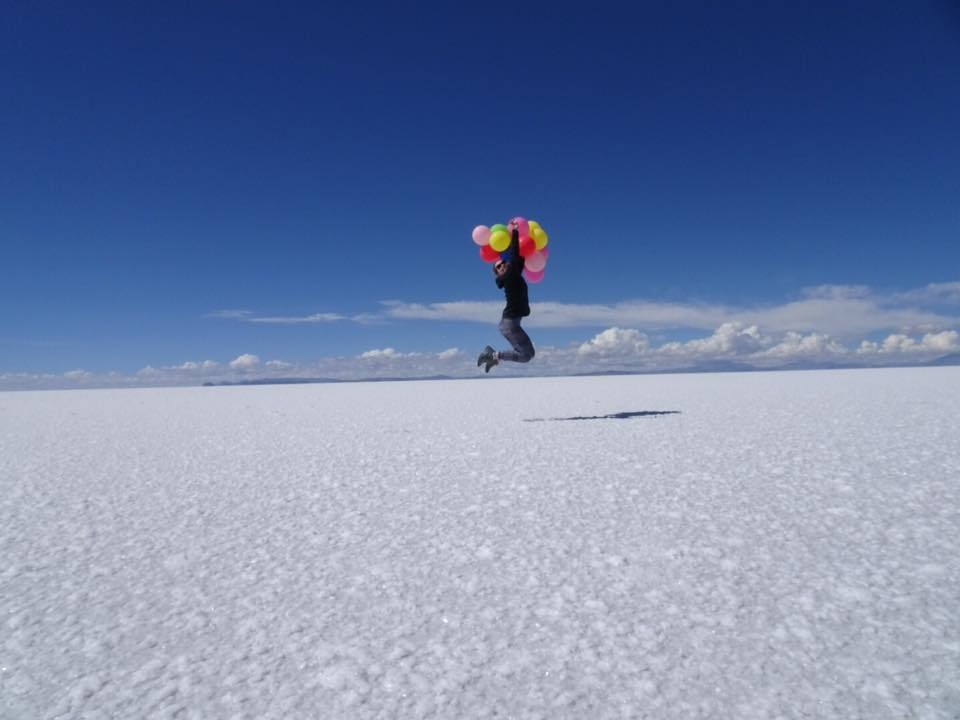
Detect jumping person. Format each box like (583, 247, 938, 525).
(477, 220, 536, 373)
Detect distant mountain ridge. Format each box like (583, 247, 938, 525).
(199, 355, 960, 388)
(203, 375, 458, 387)
(927, 352, 960, 367)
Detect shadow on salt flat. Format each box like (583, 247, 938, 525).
(524, 410, 681, 422)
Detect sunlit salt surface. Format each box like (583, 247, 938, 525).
(2, 367, 958, 719)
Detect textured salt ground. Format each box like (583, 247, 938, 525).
(1, 367, 959, 719)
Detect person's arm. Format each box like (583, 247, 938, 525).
(507, 226, 524, 272)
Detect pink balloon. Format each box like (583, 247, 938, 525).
(510, 216, 530, 238)
(472, 225, 491, 247)
(525, 250, 547, 272)
(523, 268, 545, 283)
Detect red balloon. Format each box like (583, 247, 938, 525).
(479, 245, 500, 262)
(519, 235, 536, 258)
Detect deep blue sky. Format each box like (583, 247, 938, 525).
(3, 1, 959, 385)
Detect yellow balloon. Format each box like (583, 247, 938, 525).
(528, 220, 542, 233)
(532, 227, 548, 249)
(489, 229, 510, 252)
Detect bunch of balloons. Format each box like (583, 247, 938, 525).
(471, 216, 550, 283)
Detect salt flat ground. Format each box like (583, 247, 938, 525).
(2, 367, 958, 719)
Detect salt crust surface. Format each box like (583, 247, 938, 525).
(2, 368, 958, 719)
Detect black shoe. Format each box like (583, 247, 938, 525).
(477, 346, 498, 373)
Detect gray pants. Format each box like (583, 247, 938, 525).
(499, 317, 535, 363)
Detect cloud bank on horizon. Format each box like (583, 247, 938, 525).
(3, 282, 959, 390)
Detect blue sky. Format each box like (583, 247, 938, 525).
(3, 1, 959, 389)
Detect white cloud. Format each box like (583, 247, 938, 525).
(801, 285, 872, 300)
(349, 347, 471, 379)
(209, 280, 960, 341)
(924, 329, 960, 351)
(661, 323, 769, 358)
(742, 296, 951, 338)
(229, 354, 261, 369)
(7, 282, 959, 391)
(176, 360, 220, 371)
(578, 328, 650, 357)
(534, 301, 733, 330)
(208, 309, 344, 324)
(380, 299, 734, 330)
(859, 330, 959, 356)
(886, 334, 920, 353)
(894, 282, 960, 306)
(5, 322, 959, 391)
(205, 309, 254, 320)
(250, 313, 344, 324)
(760, 332, 847, 360)
(381, 301, 495, 324)
(361, 348, 400, 359)
(376, 284, 959, 339)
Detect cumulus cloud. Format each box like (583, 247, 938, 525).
(661, 323, 769, 358)
(349, 347, 473, 379)
(760, 332, 848, 360)
(924, 329, 960, 351)
(176, 360, 220, 371)
(229, 354, 261, 370)
(572, 322, 892, 372)
(578, 328, 650, 357)
(7, 281, 959, 391)
(360, 348, 408, 359)
(858, 330, 960, 356)
(5, 322, 959, 391)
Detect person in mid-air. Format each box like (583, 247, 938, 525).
(477, 220, 535, 373)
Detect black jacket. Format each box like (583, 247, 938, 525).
(496, 228, 531, 318)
